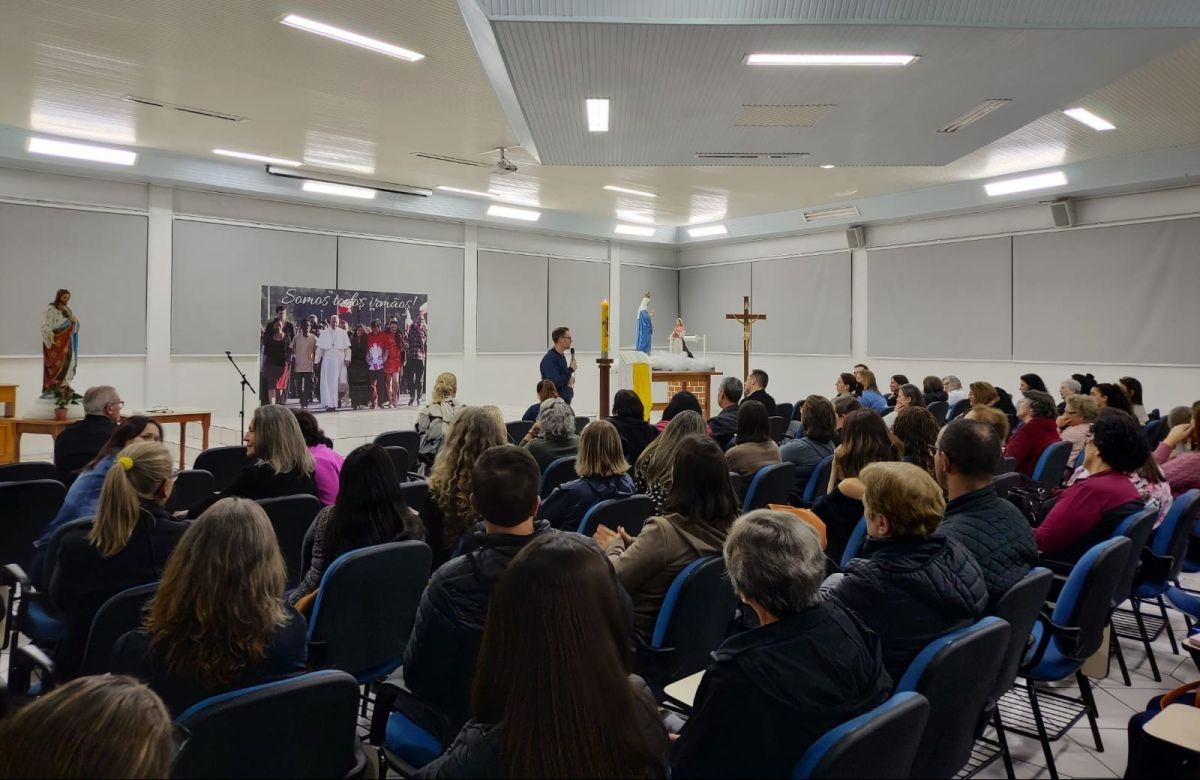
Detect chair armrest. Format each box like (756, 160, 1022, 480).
(1138, 550, 1173, 585)
(1019, 612, 1081, 672)
(406, 472, 425, 481)
(9, 644, 57, 696)
(305, 640, 328, 669)
(0, 563, 31, 588)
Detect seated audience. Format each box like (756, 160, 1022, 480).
(519, 398, 580, 474)
(289, 443, 424, 608)
(608, 389, 659, 465)
(813, 410, 902, 562)
(654, 390, 710, 434)
(1057, 377, 1082, 414)
(597, 435, 737, 642)
(834, 372, 861, 400)
(189, 404, 315, 517)
(420, 534, 668, 779)
(893, 407, 939, 476)
(826, 462, 987, 681)
(780, 395, 837, 494)
(1004, 390, 1061, 477)
(521, 378, 558, 423)
(708, 377, 743, 449)
(1019, 373, 1048, 396)
(885, 374, 909, 406)
(725, 400, 782, 494)
(943, 375, 968, 412)
(855, 369, 889, 412)
(1119, 376, 1149, 424)
(832, 395, 862, 434)
(1036, 411, 1147, 562)
(966, 404, 1011, 448)
(0, 675, 173, 779)
(670, 511, 891, 779)
(1166, 405, 1195, 447)
(50, 441, 187, 678)
(743, 369, 777, 416)
(1072, 372, 1098, 397)
(933, 420, 1039, 610)
(424, 405, 507, 565)
(417, 372, 462, 470)
(111, 498, 307, 716)
(53, 384, 122, 486)
(1091, 381, 1135, 416)
(995, 386, 1018, 416)
(969, 380, 999, 409)
(883, 383, 924, 428)
(291, 408, 343, 505)
(1131, 453, 1174, 527)
(1154, 407, 1200, 496)
(634, 410, 707, 511)
(923, 375, 948, 404)
(404, 445, 552, 731)
(1057, 393, 1098, 467)
(538, 420, 635, 531)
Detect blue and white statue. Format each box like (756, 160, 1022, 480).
(635, 293, 653, 353)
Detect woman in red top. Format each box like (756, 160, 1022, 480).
(1004, 390, 1061, 478)
(383, 319, 406, 408)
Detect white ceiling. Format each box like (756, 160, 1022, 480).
(0, 0, 1199, 240)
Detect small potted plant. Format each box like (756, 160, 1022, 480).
(52, 384, 83, 421)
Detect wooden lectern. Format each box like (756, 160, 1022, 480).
(0, 385, 16, 464)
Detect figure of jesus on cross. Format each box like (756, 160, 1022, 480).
(726, 295, 766, 383)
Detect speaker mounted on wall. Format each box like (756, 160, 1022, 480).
(846, 225, 866, 250)
(1048, 199, 1075, 228)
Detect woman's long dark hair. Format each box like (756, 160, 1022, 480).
(836, 410, 902, 479)
(661, 390, 701, 422)
(1020, 373, 1047, 393)
(323, 444, 423, 556)
(472, 535, 667, 778)
(839, 372, 863, 396)
(662, 435, 738, 532)
(1095, 382, 1134, 415)
(611, 389, 646, 421)
(735, 400, 770, 444)
(84, 416, 164, 471)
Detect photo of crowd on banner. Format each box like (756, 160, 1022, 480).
(259, 286, 428, 412)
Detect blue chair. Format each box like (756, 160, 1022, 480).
(768, 416, 787, 444)
(927, 401, 949, 426)
(383, 446, 413, 479)
(994, 456, 1017, 475)
(791, 691, 929, 779)
(173, 670, 366, 779)
(539, 457, 577, 499)
(1106, 506, 1160, 684)
(0, 462, 58, 483)
(375, 429, 420, 455)
(1142, 419, 1164, 448)
(895, 617, 1011, 778)
(1072, 446, 1086, 470)
(576, 495, 655, 536)
(165, 469, 214, 515)
(399, 479, 429, 513)
(839, 517, 868, 569)
(193, 445, 248, 493)
(802, 455, 835, 504)
(743, 463, 795, 513)
(574, 415, 590, 434)
(776, 402, 795, 428)
(79, 582, 159, 676)
(307, 541, 432, 684)
(1030, 441, 1072, 490)
(992, 471, 1022, 500)
(948, 399, 971, 421)
(505, 420, 533, 443)
(635, 556, 738, 687)
(257, 495, 322, 589)
(1000, 537, 1132, 780)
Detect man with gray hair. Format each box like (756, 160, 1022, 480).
(53, 385, 122, 486)
(943, 375, 968, 412)
(707, 376, 743, 450)
(670, 510, 891, 778)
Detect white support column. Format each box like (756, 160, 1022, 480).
(608, 241, 621, 389)
(462, 224, 479, 392)
(144, 185, 173, 407)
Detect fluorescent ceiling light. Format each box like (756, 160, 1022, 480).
(616, 209, 656, 225)
(302, 180, 376, 199)
(27, 136, 136, 165)
(688, 224, 728, 238)
(437, 185, 492, 199)
(586, 98, 609, 132)
(1062, 107, 1115, 132)
(487, 204, 540, 222)
(984, 170, 1068, 197)
(280, 14, 424, 61)
(747, 53, 917, 66)
(803, 205, 860, 222)
(214, 148, 301, 166)
(615, 224, 656, 237)
(820, 164, 836, 169)
(436, 185, 537, 206)
(604, 184, 655, 198)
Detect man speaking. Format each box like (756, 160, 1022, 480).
(540, 326, 576, 406)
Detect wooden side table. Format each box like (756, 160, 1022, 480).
(0, 384, 15, 464)
(127, 409, 213, 470)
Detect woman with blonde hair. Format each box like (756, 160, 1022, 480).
(423, 404, 507, 566)
(417, 371, 462, 470)
(633, 409, 707, 511)
(0, 675, 174, 779)
(111, 497, 307, 716)
(537, 420, 635, 530)
(1057, 393, 1098, 467)
(854, 369, 888, 412)
(968, 381, 999, 408)
(189, 403, 315, 517)
(50, 441, 188, 677)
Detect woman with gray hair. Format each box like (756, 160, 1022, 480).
(520, 398, 580, 474)
(1004, 389, 1061, 478)
(1057, 377, 1082, 414)
(670, 510, 891, 779)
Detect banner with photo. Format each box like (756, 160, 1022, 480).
(259, 285, 428, 412)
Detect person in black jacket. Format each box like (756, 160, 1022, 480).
(50, 441, 188, 678)
(743, 369, 777, 417)
(825, 462, 988, 682)
(607, 389, 659, 465)
(537, 420, 635, 531)
(671, 510, 891, 779)
(401, 445, 553, 732)
(53, 385, 121, 486)
(933, 420, 1039, 611)
(708, 377, 743, 450)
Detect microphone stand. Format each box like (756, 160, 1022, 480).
(224, 351, 254, 441)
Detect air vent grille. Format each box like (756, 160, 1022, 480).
(123, 95, 246, 122)
(802, 205, 861, 222)
(696, 152, 809, 160)
(735, 104, 833, 127)
(935, 99, 1011, 134)
(413, 152, 489, 167)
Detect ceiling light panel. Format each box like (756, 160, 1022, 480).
(616, 209, 656, 225)
(803, 205, 861, 221)
(487, 204, 540, 221)
(27, 136, 136, 165)
(615, 224, 656, 237)
(280, 14, 424, 61)
(302, 180, 376, 199)
(984, 170, 1068, 197)
(214, 148, 301, 166)
(604, 185, 656, 198)
(586, 98, 609, 132)
(746, 53, 917, 66)
(1062, 107, 1116, 131)
(688, 224, 728, 238)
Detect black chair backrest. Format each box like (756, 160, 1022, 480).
(948, 399, 970, 420)
(192, 446, 248, 493)
(174, 670, 364, 779)
(1142, 419, 1164, 448)
(776, 402, 795, 426)
(1112, 506, 1158, 603)
(0, 461, 58, 483)
(574, 415, 590, 434)
(995, 455, 1017, 475)
(505, 420, 533, 443)
(256, 495, 322, 588)
(794, 692, 930, 779)
(1031, 441, 1073, 490)
(648, 556, 739, 683)
(768, 416, 787, 443)
(743, 462, 795, 512)
(38, 516, 93, 590)
(728, 471, 743, 497)
(383, 446, 412, 479)
(539, 457, 577, 499)
(577, 495, 656, 536)
(1159, 490, 1200, 583)
(399, 480, 430, 513)
(989, 568, 1054, 703)
(927, 401, 949, 426)
(992, 471, 1021, 499)
(374, 429, 420, 455)
(79, 582, 158, 676)
(166, 469, 215, 514)
(0, 479, 66, 570)
(307, 541, 432, 683)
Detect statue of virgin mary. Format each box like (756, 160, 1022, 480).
(635, 292, 653, 353)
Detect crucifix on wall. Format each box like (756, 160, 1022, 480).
(726, 295, 766, 382)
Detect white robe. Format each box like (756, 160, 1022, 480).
(315, 327, 351, 409)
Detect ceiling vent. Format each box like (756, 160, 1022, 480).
(412, 152, 489, 167)
(935, 99, 1011, 134)
(735, 104, 833, 127)
(802, 205, 860, 222)
(696, 152, 809, 160)
(265, 165, 431, 198)
(122, 95, 246, 122)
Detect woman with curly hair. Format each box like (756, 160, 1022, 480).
(423, 405, 507, 566)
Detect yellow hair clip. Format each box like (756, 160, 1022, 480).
(117, 456, 134, 471)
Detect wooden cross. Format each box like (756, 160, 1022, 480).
(726, 295, 766, 382)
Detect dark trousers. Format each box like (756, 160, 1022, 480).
(295, 372, 314, 408)
(403, 359, 425, 405)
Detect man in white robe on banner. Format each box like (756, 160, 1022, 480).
(315, 314, 351, 411)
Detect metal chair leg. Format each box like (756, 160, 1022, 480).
(1026, 679, 1059, 780)
(1157, 596, 1179, 655)
(1131, 607, 1162, 682)
(1111, 627, 1131, 686)
(1076, 671, 1104, 752)
(993, 708, 1016, 780)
